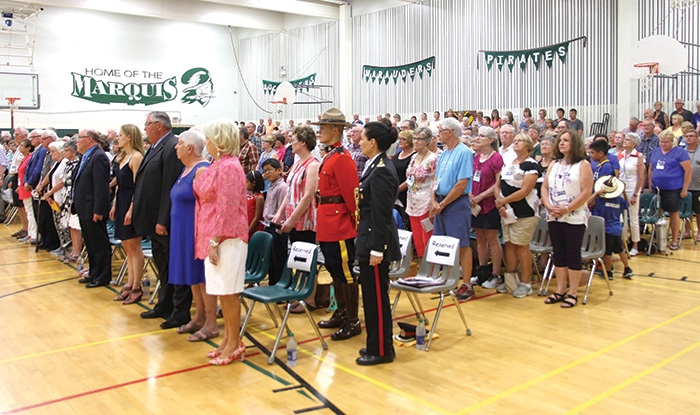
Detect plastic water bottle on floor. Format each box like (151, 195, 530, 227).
(416, 318, 426, 350)
(77, 256, 84, 273)
(142, 276, 151, 297)
(287, 332, 298, 367)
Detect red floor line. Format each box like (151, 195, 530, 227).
(1, 350, 264, 414)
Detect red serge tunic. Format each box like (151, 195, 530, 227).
(316, 143, 359, 242)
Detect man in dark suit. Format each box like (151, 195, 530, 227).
(133, 111, 187, 329)
(73, 129, 112, 288)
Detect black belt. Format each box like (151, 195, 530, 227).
(317, 195, 344, 205)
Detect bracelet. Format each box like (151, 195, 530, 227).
(565, 205, 570, 213)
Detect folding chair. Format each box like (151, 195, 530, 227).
(388, 229, 422, 316)
(240, 231, 278, 326)
(581, 216, 613, 305)
(240, 242, 328, 364)
(531, 217, 554, 296)
(678, 192, 695, 245)
(390, 235, 472, 351)
(638, 193, 660, 255)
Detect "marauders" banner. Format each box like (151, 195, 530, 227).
(263, 73, 316, 95)
(362, 56, 435, 84)
(479, 36, 587, 72)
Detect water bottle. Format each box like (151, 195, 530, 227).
(287, 332, 298, 367)
(77, 256, 84, 273)
(416, 318, 426, 350)
(142, 275, 151, 297)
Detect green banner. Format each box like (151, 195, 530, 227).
(481, 36, 586, 72)
(362, 56, 435, 84)
(262, 73, 316, 95)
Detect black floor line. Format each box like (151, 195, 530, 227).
(0, 276, 79, 299)
(244, 332, 345, 415)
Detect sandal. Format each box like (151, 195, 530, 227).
(560, 294, 578, 308)
(177, 320, 203, 334)
(289, 301, 316, 314)
(114, 286, 132, 301)
(544, 292, 565, 304)
(669, 242, 680, 251)
(188, 328, 220, 342)
(122, 288, 143, 305)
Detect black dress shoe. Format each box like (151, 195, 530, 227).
(331, 319, 361, 341)
(85, 280, 108, 288)
(318, 310, 346, 329)
(359, 348, 395, 358)
(78, 277, 92, 284)
(356, 354, 394, 366)
(140, 309, 167, 319)
(160, 320, 189, 329)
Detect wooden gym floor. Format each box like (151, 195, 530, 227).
(0, 221, 699, 415)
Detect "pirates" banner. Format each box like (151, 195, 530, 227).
(263, 73, 316, 95)
(479, 36, 587, 72)
(362, 56, 435, 84)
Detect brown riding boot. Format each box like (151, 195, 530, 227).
(330, 282, 361, 341)
(318, 282, 346, 328)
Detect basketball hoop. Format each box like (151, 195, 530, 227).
(633, 62, 659, 92)
(5, 97, 20, 129)
(268, 100, 287, 115)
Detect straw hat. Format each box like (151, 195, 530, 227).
(594, 175, 625, 199)
(310, 108, 351, 127)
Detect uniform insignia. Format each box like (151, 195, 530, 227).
(377, 159, 385, 167)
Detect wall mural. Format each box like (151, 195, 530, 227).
(478, 36, 587, 72)
(70, 67, 214, 107)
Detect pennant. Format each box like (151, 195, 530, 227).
(362, 56, 436, 84)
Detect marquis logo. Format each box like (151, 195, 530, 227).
(71, 67, 214, 106)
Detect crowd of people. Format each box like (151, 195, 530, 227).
(1, 100, 699, 366)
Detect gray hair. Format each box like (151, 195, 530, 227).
(540, 135, 555, 146)
(63, 138, 78, 152)
(413, 126, 433, 140)
(48, 141, 64, 152)
(500, 124, 516, 133)
(14, 126, 28, 136)
(43, 129, 58, 141)
(478, 126, 499, 151)
(148, 111, 172, 130)
(180, 129, 206, 156)
(625, 132, 641, 146)
(441, 117, 461, 137)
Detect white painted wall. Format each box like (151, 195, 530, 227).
(1, 6, 240, 131)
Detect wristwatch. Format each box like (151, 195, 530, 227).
(209, 239, 220, 247)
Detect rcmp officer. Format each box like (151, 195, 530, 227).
(311, 108, 362, 340)
(355, 120, 400, 365)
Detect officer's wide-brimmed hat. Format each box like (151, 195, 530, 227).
(310, 108, 351, 127)
(594, 175, 626, 199)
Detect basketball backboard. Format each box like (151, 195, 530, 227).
(0, 72, 40, 109)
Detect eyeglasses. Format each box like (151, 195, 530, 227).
(144, 121, 159, 127)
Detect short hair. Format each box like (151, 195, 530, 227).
(63, 138, 78, 152)
(556, 107, 565, 114)
(500, 123, 516, 134)
(440, 117, 462, 137)
(48, 141, 64, 152)
(413, 126, 433, 141)
(478, 126, 499, 151)
(180, 129, 206, 156)
(630, 117, 639, 123)
(398, 129, 413, 147)
(148, 111, 172, 130)
(246, 170, 264, 192)
(553, 130, 587, 163)
(658, 129, 674, 142)
(43, 130, 58, 141)
(202, 118, 240, 156)
(20, 138, 34, 152)
(393, 113, 401, 121)
(239, 126, 249, 141)
(545, 119, 555, 129)
(685, 129, 698, 138)
(516, 133, 534, 152)
(363, 121, 398, 152)
(589, 139, 608, 153)
(594, 133, 609, 143)
(120, 124, 145, 155)
(625, 132, 641, 146)
(570, 108, 578, 115)
(671, 114, 683, 124)
(523, 108, 532, 117)
(402, 119, 416, 130)
(292, 125, 316, 151)
(262, 158, 282, 170)
(654, 101, 663, 108)
(540, 135, 555, 146)
(263, 134, 276, 145)
(539, 109, 547, 117)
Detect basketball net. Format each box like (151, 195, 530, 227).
(633, 62, 658, 92)
(6, 97, 20, 130)
(269, 97, 287, 115)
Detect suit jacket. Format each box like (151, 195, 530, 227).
(356, 152, 401, 262)
(25, 146, 47, 187)
(132, 131, 183, 236)
(316, 144, 359, 242)
(72, 146, 110, 219)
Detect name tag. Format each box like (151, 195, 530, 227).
(406, 175, 415, 187)
(473, 170, 481, 183)
(553, 189, 568, 204)
(656, 160, 665, 170)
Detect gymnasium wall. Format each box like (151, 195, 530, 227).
(0, 6, 240, 132)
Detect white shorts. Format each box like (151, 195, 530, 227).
(205, 238, 247, 296)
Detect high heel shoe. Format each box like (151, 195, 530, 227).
(207, 350, 222, 358)
(122, 288, 143, 305)
(209, 342, 245, 366)
(114, 286, 132, 301)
